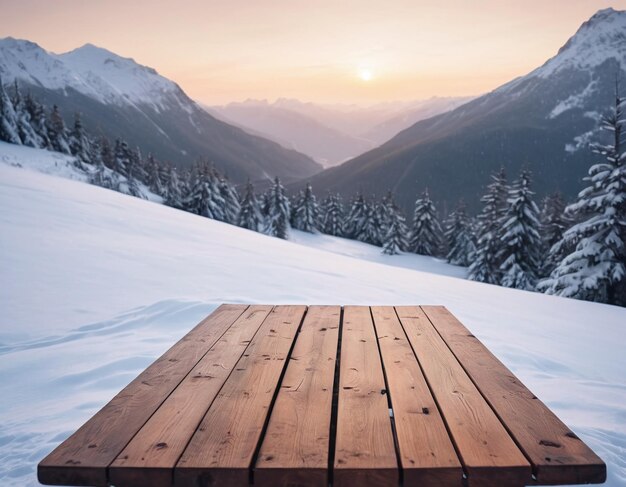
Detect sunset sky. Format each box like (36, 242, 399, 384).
(0, 0, 622, 105)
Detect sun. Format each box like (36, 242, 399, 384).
(359, 68, 373, 82)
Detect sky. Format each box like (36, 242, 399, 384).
(0, 0, 623, 105)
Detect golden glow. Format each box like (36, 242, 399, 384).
(0, 0, 617, 104)
(359, 68, 373, 82)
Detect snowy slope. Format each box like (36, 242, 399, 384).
(0, 37, 180, 108)
(1, 147, 625, 486)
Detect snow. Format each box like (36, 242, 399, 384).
(534, 8, 626, 79)
(0, 37, 180, 108)
(1, 145, 626, 486)
(549, 80, 598, 119)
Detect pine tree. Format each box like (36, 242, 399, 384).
(165, 166, 183, 208)
(381, 205, 408, 255)
(0, 76, 21, 144)
(183, 163, 225, 220)
(68, 112, 91, 167)
(468, 168, 509, 283)
(124, 147, 143, 198)
(408, 189, 442, 256)
(292, 183, 319, 233)
(146, 154, 166, 196)
(47, 105, 71, 154)
(238, 181, 262, 231)
(218, 177, 241, 224)
(540, 86, 626, 305)
(113, 139, 132, 177)
(264, 177, 291, 239)
(321, 193, 344, 236)
(343, 193, 369, 240)
(445, 201, 476, 266)
(539, 192, 569, 277)
(380, 191, 408, 253)
(497, 170, 542, 290)
(361, 202, 382, 246)
(24, 93, 50, 148)
(11, 80, 40, 147)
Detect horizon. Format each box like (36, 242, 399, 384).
(0, 0, 622, 105)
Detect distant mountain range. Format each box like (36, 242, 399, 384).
(304, 8, 626, 212)
(0, 38, 322, 183)
(209, 97, 473, 167)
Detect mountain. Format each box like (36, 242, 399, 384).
(303, 8, 626, 213)
(208, 97, 474, 168)
(360, 96, 475, 145)
(0, 38, 322, 182)
(270, 97, 474, 141)
(207, 100, 375, 167)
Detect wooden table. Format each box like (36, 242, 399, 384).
(38, 305, 606, 487)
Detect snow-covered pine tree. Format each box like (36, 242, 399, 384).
(68, 112, 91, 168)
(238, 181, 262, 231)
(321, 193, 344, 236)
(146, 154, 166, 197)
(113, 139, 132, 177)
(379, 191, 408, 253)
(497, 170, 542, 290)
(408, 189, 442, 256)
(444, 201, 476, 266)
(292, 183, 319, 233)
(260, 189, 272, 219)
(539, 86, 626, 306)
(99, 136, 114, 169)
(343, 193, 369, 240)
(264, 177, 291, 239)
(468, 168, 509, 283)
(183, 162, 226, 220)
(539, 192, 569, 277)
(361, 202, 382, 246)
(218, 177, 241, 224)
(11, 80, 40, 148)
(47, 105, 71, 154)
(24, 93, 50, 148)
(381, 202, 408, 255)
(124, 147, 143, 198)
(164, 165, 183, 208)
(0, 76, 21, 144)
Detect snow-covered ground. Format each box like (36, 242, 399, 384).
(1, 144, 625, 486)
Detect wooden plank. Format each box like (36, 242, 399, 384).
(37, 304, 248, 487)
(396, 306, 531, 487)
(334, 306, 398, 487)
(109, 305, 274, 487)
(421, 305, 607, 485)
(255, 305, 341, 487)
(175, 305, 307, 487)
(371, 306, 463, 487)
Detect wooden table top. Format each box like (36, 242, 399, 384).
(38, 305, 606, 487)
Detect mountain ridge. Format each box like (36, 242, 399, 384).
(0, 37, 322, 183)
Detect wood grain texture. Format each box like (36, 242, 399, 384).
(109, 305, 274, 487)
(371, 306, 463, 487)
(421, 305, 607, 485)
(334, 306, 398, 487)
(174, 305, 307, 487)
(395, 306, 531, 487)
(37, 304, 248, 486)
(255, 305, 341, 487)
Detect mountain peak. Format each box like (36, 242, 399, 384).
(536, 8, 626, 78)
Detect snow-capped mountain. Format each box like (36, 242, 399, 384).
(304, 8, 626, 212)
(0, 38, 322, 182)
(0, 38, 180, 107)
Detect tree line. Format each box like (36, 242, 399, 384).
(1, 77, 623, 307)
